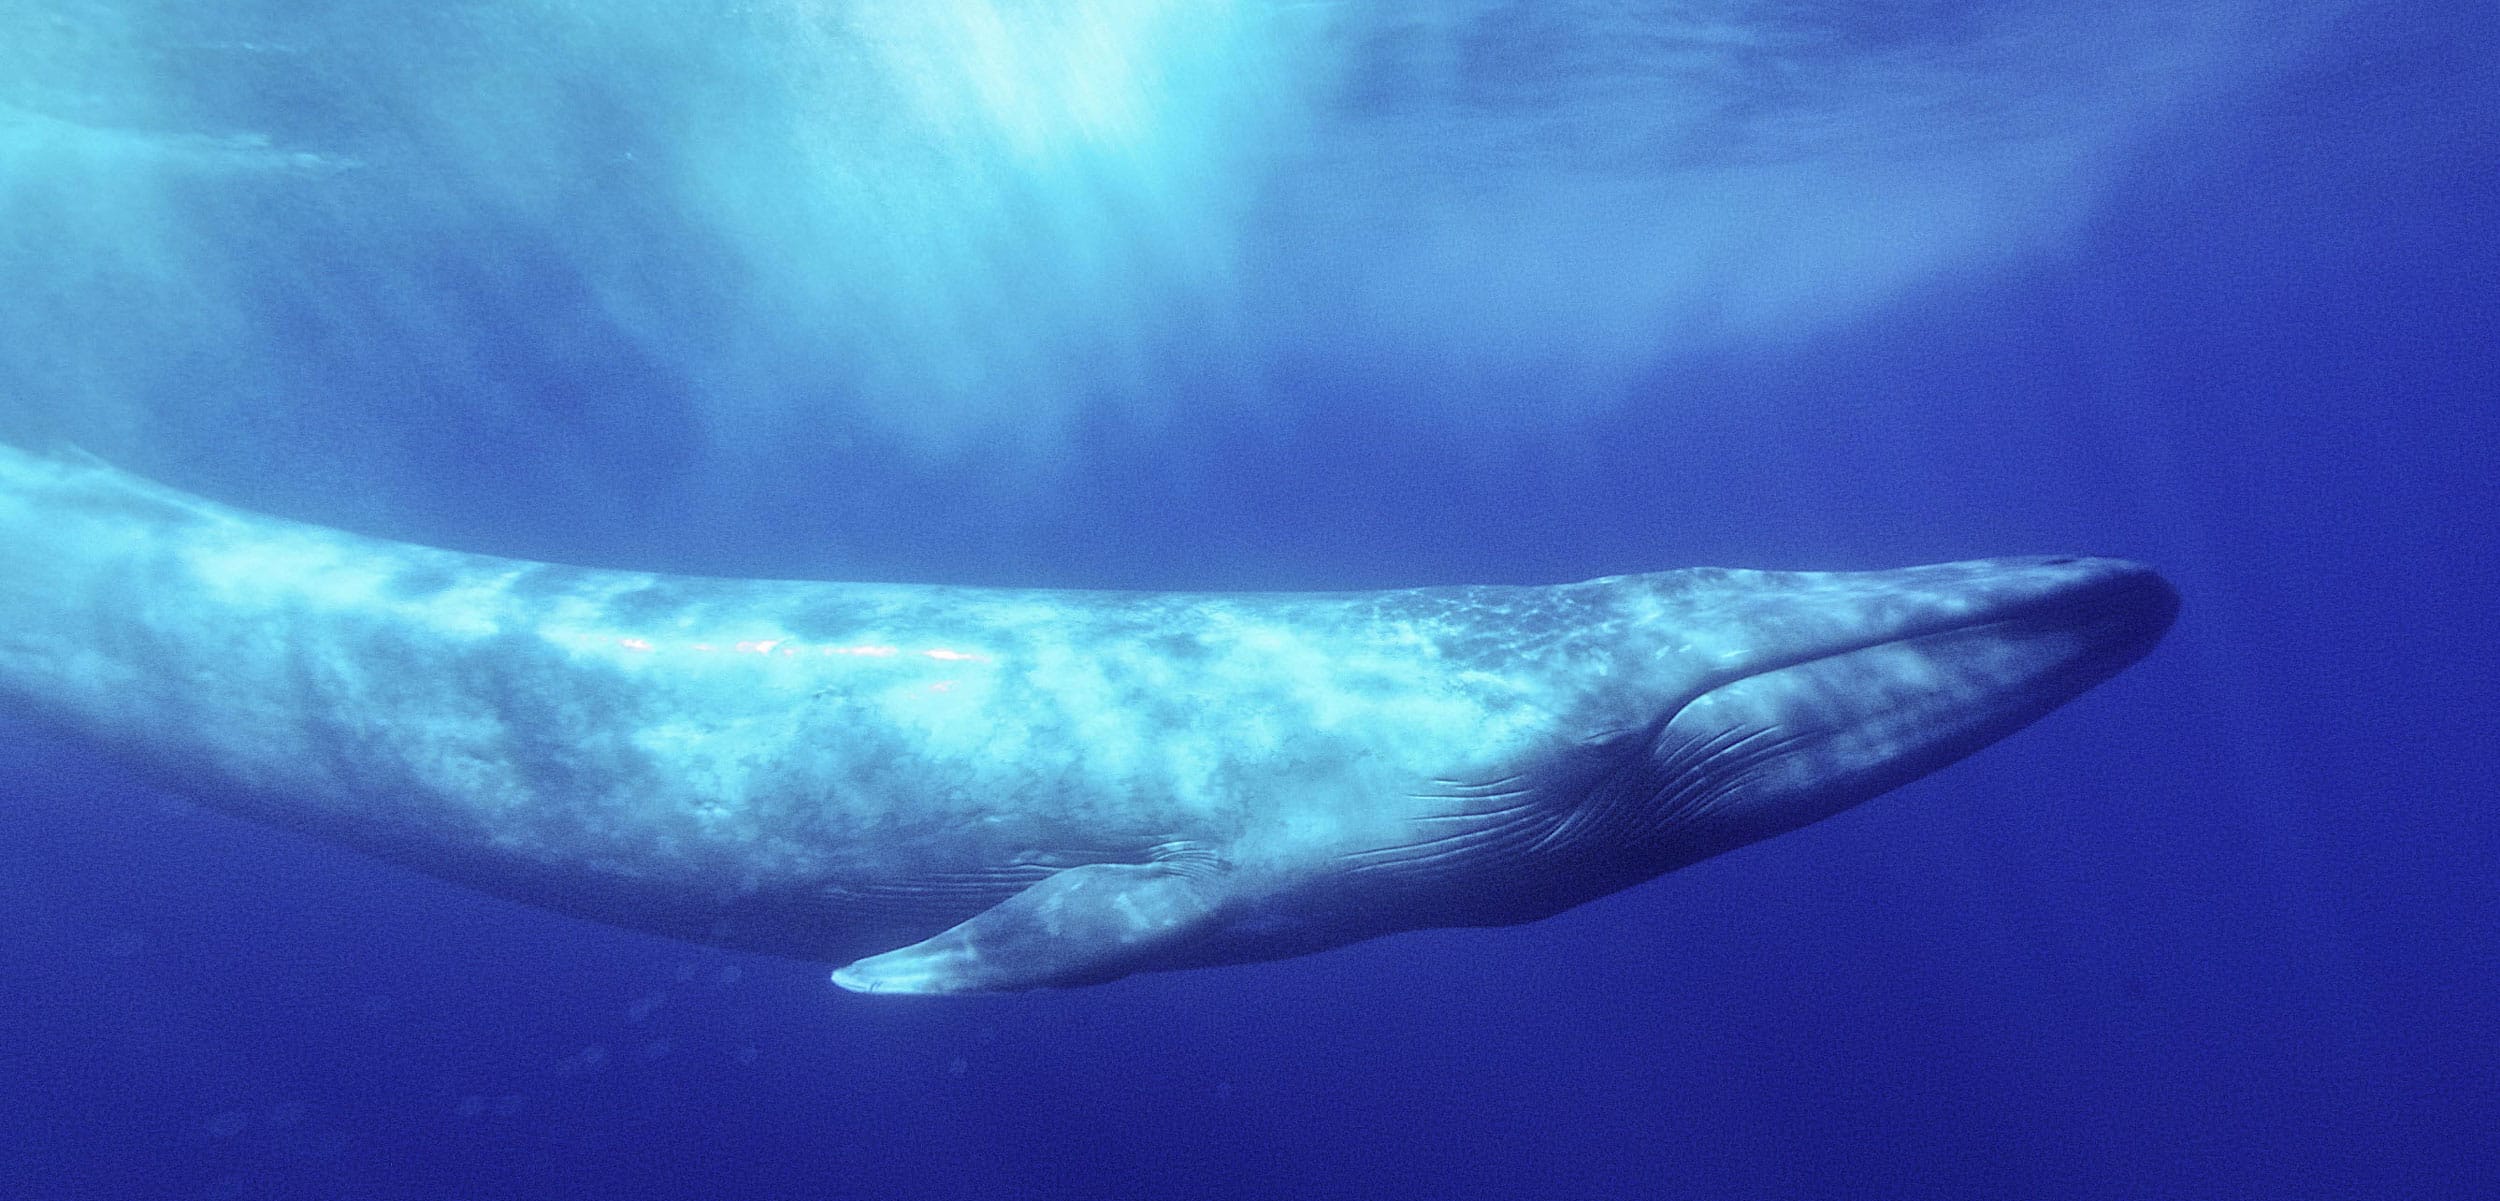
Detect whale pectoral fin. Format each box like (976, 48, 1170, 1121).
(831, 862, 1223, 995)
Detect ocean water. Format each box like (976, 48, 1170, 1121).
(1, 3, 2493, 1198)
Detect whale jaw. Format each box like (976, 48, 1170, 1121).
(1329, 558, 2178, 937)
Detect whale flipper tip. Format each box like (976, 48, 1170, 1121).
(832, 862, 1226, 995)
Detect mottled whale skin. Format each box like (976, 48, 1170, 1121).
(0, 444, 2175, 993)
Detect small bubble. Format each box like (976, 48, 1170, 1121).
(556, 1044, 610, 1076)
(640, 1039, 672, 1061)
(735, 1046, 760, 1066)
(674, 962, 698, 984)
(715, 965, 742, 986)
(946, 1056, 968, 1078)
(101, 930, 148, 958)
(625, 993, 665, 1022)
(204, 1111, 249, 1139)
(492, 1094, 525, 1117)
(266, 1102, 307, 1129)
(455, 1096, 487, 1119)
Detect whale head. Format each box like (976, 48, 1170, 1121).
(1351, 556, 2179, 924)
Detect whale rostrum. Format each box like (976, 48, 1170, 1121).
(0, 445, 2176, 993)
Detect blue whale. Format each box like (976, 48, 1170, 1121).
(0, 445, 2174, 993)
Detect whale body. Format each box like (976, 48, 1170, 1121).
(0, 445, 2175, 993)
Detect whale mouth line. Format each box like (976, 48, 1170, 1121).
(1697, 564, 2182, 706)
(1678, 565, 2182, 761)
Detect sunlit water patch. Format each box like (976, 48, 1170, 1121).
(0, 0, 2343, 464)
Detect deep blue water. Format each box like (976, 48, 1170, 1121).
(2, 3, 2494, 1198)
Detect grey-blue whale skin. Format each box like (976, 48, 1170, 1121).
(0, 444, 2176, 994)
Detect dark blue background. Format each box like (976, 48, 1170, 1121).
(2, 4, 2493, 1198)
